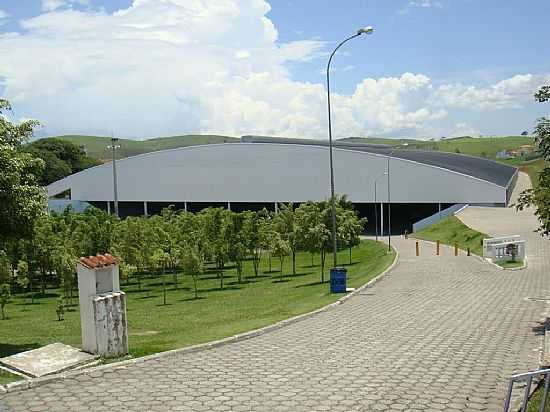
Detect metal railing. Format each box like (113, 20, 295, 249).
(504, 368, 550, 412)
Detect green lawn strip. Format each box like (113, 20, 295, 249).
(527, 382, 550, 411)
(412, 216, 489, 256)
(1, 240, 394, 359)
(0, 368, 22, 385)
(497, 259, 524, 269)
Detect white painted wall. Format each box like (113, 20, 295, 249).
(48, 143, 508, 205)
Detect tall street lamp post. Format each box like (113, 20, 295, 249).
(326, 26, 374, 270)
(107, 136, 121, 217)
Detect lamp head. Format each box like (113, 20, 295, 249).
(357, 26, 374, 35)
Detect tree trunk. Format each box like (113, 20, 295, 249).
(219, 268, 224, 290)
(1, 305, 5, 320)
(41, 267, 46, 296)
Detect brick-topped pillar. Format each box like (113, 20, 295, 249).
(77, 254, 128, 357)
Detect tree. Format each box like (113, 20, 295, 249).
(226, 212, 248, 283)
(197, 208, 229, 290)
(33, 215, 58, 295)
(243, 211, 263, 276)
(296, 202, 330, 281)
(0, 283, 10, 320)
(339, 210, 367, 265)
(0, 250, 10, 285)
(56, 296, 65, 321)
(16, 260, 32, 305)
(0, 99, 46, 242)
(271, 234, 291, 279)
(23, 138, 100, 186)
(152, 248, 170, 305)
(180, 247, 204, 300)
(516, 85, 550, 234)
(274, 203, 300, 276)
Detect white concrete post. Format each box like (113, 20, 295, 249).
(144, 201, 148, 217)
(77, 254, 128, 357)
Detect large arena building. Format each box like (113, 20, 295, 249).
(47, 136, 518, 233)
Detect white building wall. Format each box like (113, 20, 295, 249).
(48, 143, 507, 205)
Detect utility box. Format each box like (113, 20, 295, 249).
(77, 254, 128, 357)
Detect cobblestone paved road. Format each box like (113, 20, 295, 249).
(1, 173, 548, 411)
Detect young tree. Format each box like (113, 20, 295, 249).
(33, 215, 58, 296)
(296, 202, 329, 281)
(16, 260, 32, 306)
(516, 85, 550, 234)
(56, 296, 65, 321)
(243, 211, 263, 276)
(226, 212, 248, 283)
(271, 234, 291, 279)
(339, 209, 367, 265)
(274, 203, 300, 276)
(152, 248, 170, 305)
(197, 208, 229, 290)
(0, 283, 10, 320)
(180, 247, 204, 300)
(259, 209, 276, 273)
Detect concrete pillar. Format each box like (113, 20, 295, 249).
(107, 201, 111, 215)
(144, 201, 148, 217)
(184, 202, 188, 212)
(227, 202, 231, 211)
(274, 202, 279, 213)
(438, 203, 442, 221)
(77, 254, 128, 357)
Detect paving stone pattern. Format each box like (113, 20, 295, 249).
(1, 173, 548, 411)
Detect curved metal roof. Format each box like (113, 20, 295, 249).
(241, 135, 517, 188)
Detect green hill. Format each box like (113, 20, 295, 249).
(340, 135, 536, 160)
(50, 134, 239, 161)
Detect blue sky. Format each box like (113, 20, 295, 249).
(0, 0, 548, 139)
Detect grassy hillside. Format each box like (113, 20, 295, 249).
(53, 134, 238, 160)
(341, 135, 536, 160)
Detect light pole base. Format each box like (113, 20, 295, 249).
(330, 267, 347, 294)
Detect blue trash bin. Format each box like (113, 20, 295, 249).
(330, 267, 347, 293)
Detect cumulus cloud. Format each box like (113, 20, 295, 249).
(0, 0, 544, 139)
(431, 74, 550, 111)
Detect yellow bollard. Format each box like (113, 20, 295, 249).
(436, 240, 440, 256)
(416, 241, 419, 257)
(454, 242, 458, 256)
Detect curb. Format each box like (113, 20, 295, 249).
(1, 247, 399, 395)
(484, 257, 527, 271)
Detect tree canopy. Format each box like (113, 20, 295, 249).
(0, 99, 47, 242)
(23, 138, 101, 186)
(516, 85, 550, 234)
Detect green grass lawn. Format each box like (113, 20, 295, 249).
(0, 240, 394, 364)
(497, 259, 524, 269)
(412, 216, 489, 256)
(0, 369, 21, 385)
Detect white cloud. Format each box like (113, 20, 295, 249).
(0, 9, 9, 26)
(41, 0, 89, 12)
(431, 74, 550, 111)
(399, 0, 444, 15)
(0, 0, 544, 140)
